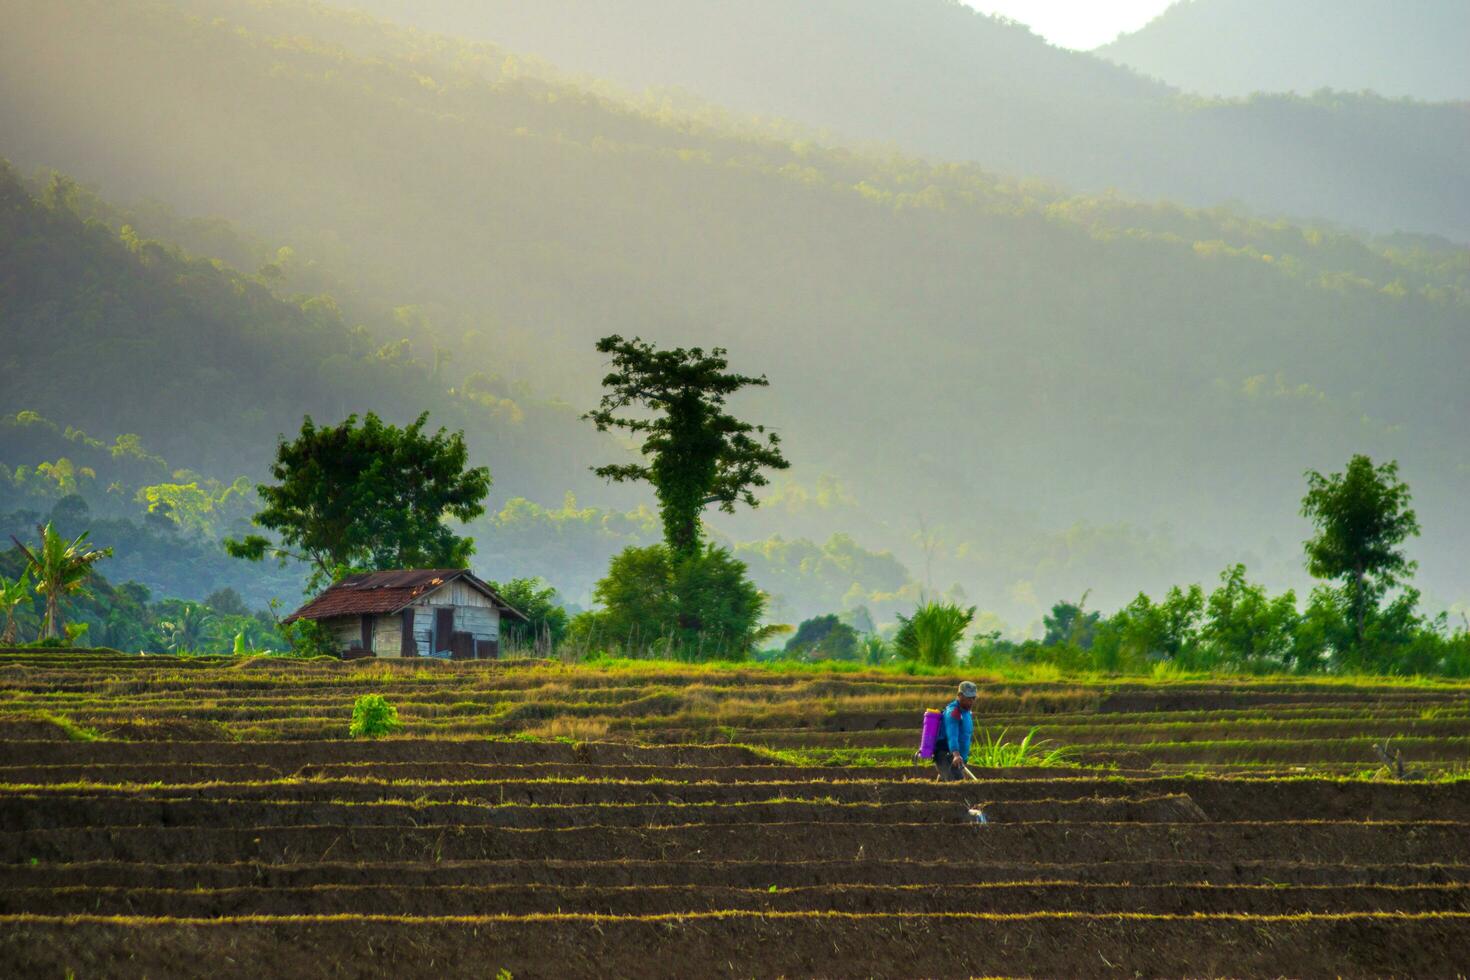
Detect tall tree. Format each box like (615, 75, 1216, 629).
(1301, 455, 1420, 651)
(584, 336, 789, 557)
(227, 413, 491, 588)
(10, 524, 112, 640)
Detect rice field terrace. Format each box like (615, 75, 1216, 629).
(1, 650, 1469, 977)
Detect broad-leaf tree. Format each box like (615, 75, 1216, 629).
(578, 544, 767, 659)
(0, 571, 31, 645)
(10, 523, 112, 640)
(584, 336, 789, 557)
(1301, 455, 1420, 652)
(226, 412, 491, 588)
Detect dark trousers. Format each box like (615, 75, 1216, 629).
(934, 757, 964, 781)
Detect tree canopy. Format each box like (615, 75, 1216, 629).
(1301, 455, 1420, 652)
(226, 412, 491, 587)
(585, 336, 789, 557)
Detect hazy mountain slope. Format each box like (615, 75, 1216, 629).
(1, 0, 1466, 618)
(1099, 0, 1470, 101)
(0, 161, 607, 503)
(337, 0, 1470, 240)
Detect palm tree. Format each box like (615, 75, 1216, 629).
(0, 572, 30, 645)
(158, 602, 219, 653)
(11, 524, 112, 641)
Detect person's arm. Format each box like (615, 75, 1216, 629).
(944, 706, 964, 767)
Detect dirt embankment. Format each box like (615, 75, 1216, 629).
(4, 912, 1470, 979)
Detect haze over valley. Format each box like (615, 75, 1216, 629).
(1, 0, 1465, 632)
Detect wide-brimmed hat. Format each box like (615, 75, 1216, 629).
(958, 681, 978, 698)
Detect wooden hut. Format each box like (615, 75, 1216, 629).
(283, 569, 527, 659)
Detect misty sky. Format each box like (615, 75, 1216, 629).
(965, 0, 1174, 49)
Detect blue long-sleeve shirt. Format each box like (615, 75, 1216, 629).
(941, 698, 974, 763)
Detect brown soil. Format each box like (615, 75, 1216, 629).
(6, 821, 1467, 866)
(0, 739, 774, 768)
(9, 775, 1470, 823)
(6, 882, 1469, 917)
(0, 797, 976, 832)
(973, 794, 1209, 824)
(4, 656, 1470, 977)
(4, 912, 1469, 979)
(8, 858, 1470, 891)
(0, 720, 72, 742)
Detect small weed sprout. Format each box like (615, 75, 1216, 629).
(349, 694, 401, 739)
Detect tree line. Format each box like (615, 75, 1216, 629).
(5, 331, 1465, 676)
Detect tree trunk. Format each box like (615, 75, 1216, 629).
(1353, 565, 1366, 650)
(0, 616, 14, 645)
(44, 595, 63, 640)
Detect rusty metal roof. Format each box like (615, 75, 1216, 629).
(283, 569, 528, 624)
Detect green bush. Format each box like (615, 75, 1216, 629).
(574, 544, 766, 660)
(894, 601, 974, 667)
(349, 694, 401, 738)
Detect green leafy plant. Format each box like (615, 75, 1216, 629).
(969, 726, 1073, 768)
(349, 694, 401, 738)
(10, 523, 112, 641)
(0, 571, 31, 645)
(894, 601, 975, 667)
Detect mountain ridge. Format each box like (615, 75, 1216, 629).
(1, 0, 1466, 620)
(1098, 0, 1470, 102)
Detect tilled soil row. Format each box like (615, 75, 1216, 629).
(0, 797, 1008, 831)
(4, 911, 1469, 979)
(9, 858, 1470, 891)
(34, 702, 1470, 736)
(6, 882, 1469, 917)
(746, 727, 1470, 757)
(31, 705, 1470, 743)
(0, 739, 772, 768)
(8, 775, 1462, 822)
(1096, 689, 1468, 712)
(0, 761, 948, 785)
(750, 718, 1470, 745)
(6, 821, 1467, 866)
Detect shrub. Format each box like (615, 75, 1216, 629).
(894, 601, 974, 667)
(784, 614, 860, 661)
(577, 543, 766, 659)
(349, 694, 401, 738)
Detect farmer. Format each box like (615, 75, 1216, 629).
(934, 681, 977, 781)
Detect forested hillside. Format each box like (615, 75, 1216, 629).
(1099, 0, 1470, 102)
(335, 0, 1470, 239)
(1, 0, 1467, 625)
(0, 167, 933, 620)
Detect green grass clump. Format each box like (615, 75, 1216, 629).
(969, 727, 1074, 767)
(38, 712, 101, 742)
(349, 694, 402, 739)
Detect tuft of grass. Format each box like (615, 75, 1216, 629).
(39, 712, 101, 742)
(349, 694, 402, 739)
(526, 717, 611, 740)
(969, 727, 1074, 767)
